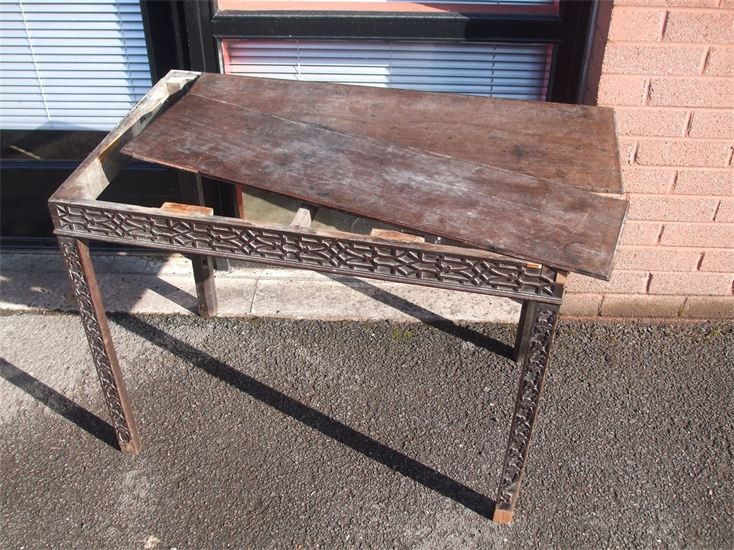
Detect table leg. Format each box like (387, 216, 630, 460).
(178, 172, 218, 318)
(493, 302, 560, 524)
(234, 184, 246, 220)
(513, 300, 534, 364)
(58, 237, 141, 454)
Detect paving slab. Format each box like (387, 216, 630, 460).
(1, 312, 732, 549)
(0, 251, 520, 322)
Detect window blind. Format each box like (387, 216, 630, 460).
(222, 40, 551, 100)
(0, 0, 152, 131)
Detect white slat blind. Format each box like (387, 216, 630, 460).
(0, 0, 152, 130)
(222, 39, 551, 100)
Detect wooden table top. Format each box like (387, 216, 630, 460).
(122, 73, 627, 280)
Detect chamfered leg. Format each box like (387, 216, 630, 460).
(58, 237, 142, 454)
(493, 302, 560, 524)
(178, 172, 218, 317)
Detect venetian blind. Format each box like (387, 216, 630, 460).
(0, 0, 152, 130)
(222, 40, 551, 100)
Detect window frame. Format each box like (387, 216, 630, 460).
(152, 0, 594, 104)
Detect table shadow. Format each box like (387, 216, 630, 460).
(114, 314, 496, 519)
(0, 357, 119, 450)
(325, 275, 515, 360)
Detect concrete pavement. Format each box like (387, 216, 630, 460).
(1, 312, 732, 548)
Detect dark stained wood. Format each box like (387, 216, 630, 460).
(177, 171, 218, 318)
(59, 237, 142, 454)
(186, 73, 622, 193)
(123, 89, 627, 279)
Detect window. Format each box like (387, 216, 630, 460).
(0, 0, 151, 130)
(0, 1, 181, 245)
(221, 39, 552, 100)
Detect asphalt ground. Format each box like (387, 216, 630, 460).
(0, 312, 732, 549)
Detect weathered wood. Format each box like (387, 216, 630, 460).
(370, 228, 425, 244)
(235, 187, 246, 220)
(58, 237, 141, 454)
(513, 301, 535, 365)
(185, 73, 622, 193)
(49, 70, 198, 202)
(178, 172, 218, 318)
(290, 204, 319, 228)
(122, 90, 627, 279)
(495, 301, 560, 523)
(49, 71, 623, 525)
(161, 202, 213, 217)
(50, 198, 564, 305)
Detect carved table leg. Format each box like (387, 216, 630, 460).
(493, 302, 560, 524)
(58, 237, 141, 454)
(178, 172, 218, 317)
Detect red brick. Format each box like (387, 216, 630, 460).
(674, 169, 734, 195)
(566, 271, 649, 294)
(620, 221, 663, 245)
(601, 294, 686, 317)
(660, 222, 734, 247)
(683, 296, 734, 318)
(603, 44, 705, 75)
(721, 0, 734, 8)
(688, 110, 734, 139)
(597, 75, 647, 106)
(663, 11, 734, 44)
(627, 194, 719, 221)
(559, 293, 603, 316)
(608, 8, 666, 42)
(614, 109, 688, 137)
(648, 271, 733, 294)
(616, 246, 701, 270)
(634, 139, 732, 167)
(621, 167, 675, 193)
(715, 198, 734, 222)
(699, 250, 734, 272)
(647, 78, 734, 108)
(704, 47, 734, 77)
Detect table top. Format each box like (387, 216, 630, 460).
(122, 73, 627, 280)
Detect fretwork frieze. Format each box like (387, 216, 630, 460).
(53, 203, 559, 301)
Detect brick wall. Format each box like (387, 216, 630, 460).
(562, 0, 734, 318)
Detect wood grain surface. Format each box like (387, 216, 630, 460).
(122, 75, 627, 279)
(186, 73, 622, 193)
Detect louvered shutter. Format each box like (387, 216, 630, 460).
(222, 39, 551, 100)
(0, 0, 152, 131)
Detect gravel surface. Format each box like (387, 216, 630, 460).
(0, 313, 732, 549)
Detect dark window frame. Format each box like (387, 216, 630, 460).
(151, 0, 594, 104)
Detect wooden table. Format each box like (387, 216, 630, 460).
(49, 70, 626, 524)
